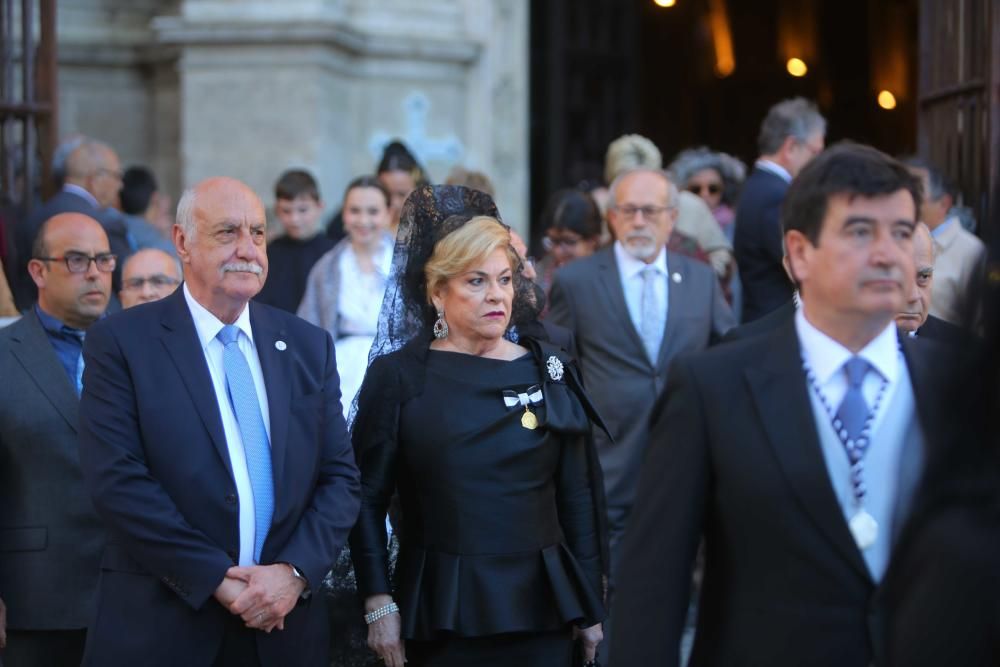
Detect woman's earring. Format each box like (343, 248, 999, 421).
(433, 310, 449, 339)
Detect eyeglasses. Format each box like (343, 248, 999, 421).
(542, 236, 582, 251)
(687, 183, 721, 196)
(97, 167, 124, 181)
(36, 252, 117, 274)
(123, 274, 180, 291)
(615, 205, 670, 220)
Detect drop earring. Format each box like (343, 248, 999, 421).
(433, 310, 449, 339)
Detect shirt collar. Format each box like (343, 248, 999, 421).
(794, 308, 899, 386)
(613, 241, 668, 280)
(34, 303, 85, 337)
(62, 183, 100, 209)
(930, 215, 956, 239)
(755, 159, 792, 184)
(183, 283, 254, 351)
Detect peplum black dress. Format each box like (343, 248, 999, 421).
(350, 337, 607, 666)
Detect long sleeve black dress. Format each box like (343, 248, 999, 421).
(350, 337, 607, 666)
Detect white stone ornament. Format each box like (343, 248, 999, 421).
(671, 272, 682, 284)
(546, 356, 564, 382)
(849, 509, 879, 550)
(275, 340, 287, 351)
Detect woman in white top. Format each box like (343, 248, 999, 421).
(298, 176, 394, 419)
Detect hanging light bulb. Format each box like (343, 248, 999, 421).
(654, 0, 677, 7)
(786, 58, 808, 77)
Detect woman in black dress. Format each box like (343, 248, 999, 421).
(349, 185, 608, 666)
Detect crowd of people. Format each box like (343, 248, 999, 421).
(0, 94, 996, 667)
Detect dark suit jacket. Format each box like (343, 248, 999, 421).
(916, 313, 966, 344)
(721, 297, 795, 342)
(547, 248, 735, 535)
(0, 310, 105, 630)
(78, 288, 361, 666)
(733, 166, 793, 323)
(12, 189, 131, 309)
(609, 318, 945, 666)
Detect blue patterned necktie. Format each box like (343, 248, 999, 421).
(217, 325, 273, 563)
(834, 356, 871, 442)
(639, 266, 664, 364)
(63, 327, 85, 396)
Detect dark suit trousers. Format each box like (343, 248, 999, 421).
(3, 629, 86, 667)
(213, 613, 261, 667)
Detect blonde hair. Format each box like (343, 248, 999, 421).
(424, 216, 517, 304)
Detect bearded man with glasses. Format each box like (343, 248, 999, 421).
(0, 212, 112, 665)
(547, 167, 735, 661)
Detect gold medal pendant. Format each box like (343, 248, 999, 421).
(521, 406, 538, 430)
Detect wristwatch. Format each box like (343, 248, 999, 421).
(281, 562, 311, 598)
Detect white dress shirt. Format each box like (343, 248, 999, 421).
(796, 309, 918, 580)
(755, 158, 792, 184)
(183, 284, 272, 566)
(795, 309, 902, 433)
(614, 241, 669, 344)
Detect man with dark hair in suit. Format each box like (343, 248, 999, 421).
(78, 176, 360, 666)
(612, 143, 943, 666)
(12, 137, 131, 309)
(735, 97, 826, 323)
(0, 212, 113, 665)
(547, 168, 734, 658)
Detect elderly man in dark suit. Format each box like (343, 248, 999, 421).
(12, 137, 131, 310)
(0, 212, 113, 665)
(734, 97, 826, 323)
(79, 176, 360, 666)
(612, 144, 944, 666)
(895, 221, 966, 343)
(547, 168, 734, 657)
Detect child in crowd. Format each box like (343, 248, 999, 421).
(255, 169, 334, 312)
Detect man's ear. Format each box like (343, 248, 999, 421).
(784, 230, 811, 286)
(27, 259, 47, 290)
(173, 225, 190, 264)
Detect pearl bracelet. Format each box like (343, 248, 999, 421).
(364, 601, 400, 625)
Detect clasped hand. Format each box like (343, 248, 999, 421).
(213, 564, 305, 633)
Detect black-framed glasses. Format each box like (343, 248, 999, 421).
(687, 183, 721, 196)
(36, 252, 117, 274)
(123, 274, 180, 290)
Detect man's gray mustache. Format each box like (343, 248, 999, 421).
(222, 262, 264, 275)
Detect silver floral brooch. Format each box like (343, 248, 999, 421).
(546, 356, 564, 381)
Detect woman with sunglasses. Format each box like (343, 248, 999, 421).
(668, 147, 746, 244)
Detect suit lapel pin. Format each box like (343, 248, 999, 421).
(275, 340, 287, 351)
(671, 272, 682, 284)
(546, 356, 564, 381)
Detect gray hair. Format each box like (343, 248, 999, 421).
(605, 134, 662, 185)
(668, 147, 747, 206)
(175, 186, 197, 240)
(757, 97, 826, 155)
(607, 168, 680, 211)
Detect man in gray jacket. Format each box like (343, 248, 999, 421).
(0, 212, 112, 665)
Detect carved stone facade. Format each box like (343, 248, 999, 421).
(54, 0, 530, 231)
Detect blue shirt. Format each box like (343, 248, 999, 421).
(34, 304, 86, 394)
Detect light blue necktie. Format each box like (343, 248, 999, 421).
(639, 266, 664, 364)
(835, 356, 871, 442)
(217, 325, 273, 563)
